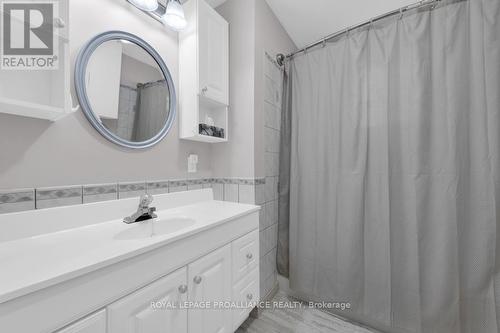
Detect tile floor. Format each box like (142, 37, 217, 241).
(237, 292, 376, 333)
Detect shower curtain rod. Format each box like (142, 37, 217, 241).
(277, 0, 442, 65)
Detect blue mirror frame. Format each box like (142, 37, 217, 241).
(74, 31, 177, 149)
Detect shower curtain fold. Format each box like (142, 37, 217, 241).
(133, 80, 169, 141)
(283, 0, 500, 332)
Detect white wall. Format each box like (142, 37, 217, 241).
(0, 0, 212, 189)
(211, 0, 256, 179)
(120, 55, 163, 88)
(212, 0, 296, 179)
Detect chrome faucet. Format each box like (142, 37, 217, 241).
(123, 194, 158, 224)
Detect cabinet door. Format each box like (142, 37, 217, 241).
(188, 244, 232, 333)
(198, 0, 229, 105)
(57, 310, 106, 333)
(56, 310, 106, 333)
(108, 267, 188, 333)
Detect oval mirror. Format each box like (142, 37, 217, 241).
(74, 31, 176, 149)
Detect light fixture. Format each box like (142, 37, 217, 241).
(162, 0, 187, 31)
(128, 0, 158, 12)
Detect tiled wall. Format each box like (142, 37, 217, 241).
(0, 178, 263, 214)
(258, 53, 283, 299)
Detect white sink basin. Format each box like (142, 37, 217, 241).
(114, 217, 196, 240)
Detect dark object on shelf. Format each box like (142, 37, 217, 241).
(199, 123, 225, 138)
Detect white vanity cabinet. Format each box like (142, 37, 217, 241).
(230, 230, 260, 330)
(107, 267, 188, 333)
(103, 237, 252, 333)
(0, 192, 260, 333)
(179, 0, 229, 143)
(188, 245, 232, 333)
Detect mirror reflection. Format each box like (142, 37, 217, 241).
(85, 39, 170, 142)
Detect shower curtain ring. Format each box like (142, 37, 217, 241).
(322, 40, 326, 48)
(399, 8, 404, 20)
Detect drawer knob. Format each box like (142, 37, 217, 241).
(193, 276, 202, 284)
(247, 293, 253, 300)
(178, 285, 188, 294)
(246, 253, 253, 260)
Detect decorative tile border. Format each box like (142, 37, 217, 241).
(213, 178, 265, 185)
(0, 189, 35, 204)
(36, 186, 83, 201)
(168, 179, 189, 187)
(35, 185, 83, 210)
(0, 178, 266, 214)
(83, 183, 118, 196)
(0, 189, 36, 214)
(83, 183, 118, 204)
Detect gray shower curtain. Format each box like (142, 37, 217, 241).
(283, 0, 500, 332)
(133, 80, 169, 141)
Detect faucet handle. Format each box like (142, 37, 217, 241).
(139, 194, 153, 208)
(148, 206, 158, 219)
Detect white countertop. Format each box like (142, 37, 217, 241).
(0, 200, 259, 304)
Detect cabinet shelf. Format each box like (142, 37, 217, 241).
(0, 97, 74, 122)
(193, 134, 228, 143)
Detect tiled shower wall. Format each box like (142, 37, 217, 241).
(258, 53, 283, 299)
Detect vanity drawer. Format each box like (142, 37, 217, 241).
(232, 267, 259, 331)
(232, 229, 259, 283)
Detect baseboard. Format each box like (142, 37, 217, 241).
(250, 280, 279, 318)
(266, 280, 280, 300)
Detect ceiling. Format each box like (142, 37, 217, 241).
(265, 0, 417, 48)
(206, 0, 416, 49)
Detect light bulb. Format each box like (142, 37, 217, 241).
(128, 0, 158, 12)
(163, 0, 187, 31)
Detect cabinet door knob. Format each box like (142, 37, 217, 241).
(246, 253, 253, 260)
(178, 285, 188, 294)
(193, 276, 202, 284)
(247, 293, 253, 300)
(202, 87, 208, 94)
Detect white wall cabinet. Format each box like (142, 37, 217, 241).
(188, 245, 232, 333)
(0, 0, 74, 121)
(179, 0, 229, 143)
(198, 1, 229, 105)
(107, 267, 188, 333)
